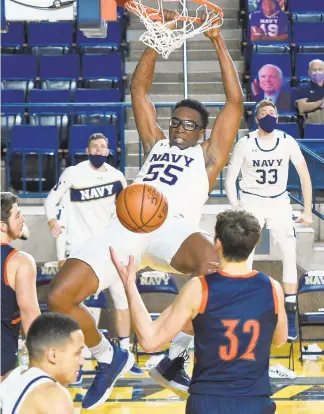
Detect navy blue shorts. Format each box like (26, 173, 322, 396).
(1, 321, 19, 376)
(186, 395, 276, 414)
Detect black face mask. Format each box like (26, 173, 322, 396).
(89, 154, 106, 168)
(257, 114, 277, 133)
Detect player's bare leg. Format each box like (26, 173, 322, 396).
(48, 259, 134, 409)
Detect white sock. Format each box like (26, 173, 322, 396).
(89, 334, 114, 364)
(169, 332, 193, 360)
(119, 337, 130, 350)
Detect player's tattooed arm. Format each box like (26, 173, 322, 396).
(130, 47, 166, 158)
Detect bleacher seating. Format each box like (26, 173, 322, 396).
(1, 22, 25, 53)
(295, 53, 324, 81)
(27, 22, 73, 55)
(304, 124, 324, 139)
(289, 0, 324, 13)
(8, 125, 59, 193)
(293, 22, 324, 49)
(1, 54, 37, 96)
(39, 54, 80, 92)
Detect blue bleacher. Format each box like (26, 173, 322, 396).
(28, 90, 71, 112)
(27, 22, 73, 54)
(81, 53, 124, 90)
(1, 22, 25, 50)
(1, 54, 37, 80)
(8, 125, 60, 193)
(76, 21, 122, 52)
(277, 123, 300, 137)
(304, 124, 324, 139)
(39, 54, 80, 80)
(288, 0, 324, 13)
(1, 89, 25, 113)
(73, 88, 122, 119)
(293, 22, 324, 47)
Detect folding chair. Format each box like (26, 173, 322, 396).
(297, 270, 324, 364)
(132, 272, 179, 363)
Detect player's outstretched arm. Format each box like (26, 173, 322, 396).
(110, 247, 201, 352)
(272, 280, 288, 347)
(130, 48, 165, 158)
(294, 161, 313, 226)
(15, 252, 40, 335)
(201, 18, 244, 190)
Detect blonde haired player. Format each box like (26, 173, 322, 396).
(225, 99, 313, 340)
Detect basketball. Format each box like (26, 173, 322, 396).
(116, 183, 168, 233)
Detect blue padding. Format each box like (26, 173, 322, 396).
(27, 22, 73, 47)
(2, 89, 25, 113)
(69, 124, 117, 156)
(39, 55, 80, 80)
(77, 21, 121, 46)
(304, 124, 324, 139)
(277, 123, 300, 137)
(136, 274, 179, 295)
(81, 54, 123, 79)
(299, 313, 324, 324)
(295, 53, 324, 80)
(28, 89, 71, 113)
(301, 139, 324, 158)
(84, 292, 108, 309)
(288, 0, 324, 13)
(293, 22, 324, 45)
(1, 55, 37, 80)
(74, 88, 121, 114)
(11, 125, 59, 151)
(1, 22, 25, 47)
(298, 271, 324, 294)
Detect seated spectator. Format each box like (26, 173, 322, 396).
(251, 64, 292, 111)
(250, 0, 288, 42)
(295, 59, 324, 124)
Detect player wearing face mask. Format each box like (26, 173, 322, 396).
(295, 59, 324, 124)
(225, 99, 313, 341)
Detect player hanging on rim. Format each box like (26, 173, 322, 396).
(47, 10, 243, 410)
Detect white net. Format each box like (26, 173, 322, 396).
(124, 0, 224, 59)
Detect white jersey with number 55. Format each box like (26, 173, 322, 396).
(133, 139, 209, 224)
(229, 130, 304, 197)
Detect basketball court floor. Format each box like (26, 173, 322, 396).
(70, 343, 324, 413)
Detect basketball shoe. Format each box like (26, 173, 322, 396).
(82, 343, 134, 409)
(149, 350, 190, 399)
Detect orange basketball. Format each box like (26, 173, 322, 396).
(116, 183, 168, 233)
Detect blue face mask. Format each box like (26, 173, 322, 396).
(258, 114, 277, 133)
(89, 154, 106, 169)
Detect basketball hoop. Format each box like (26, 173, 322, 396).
(117, 0, 224, 59)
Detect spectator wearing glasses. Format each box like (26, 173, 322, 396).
(295, 59, 324, 124)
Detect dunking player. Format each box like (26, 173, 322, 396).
(47, 12, 243, 409)
(1, 192, 40, 381)
(225, 99, 313, 340)
(45, 133, 142, 375)
(110, 209, 287, 414)
(1, 313, 84, 413)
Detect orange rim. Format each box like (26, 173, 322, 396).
(117, 0, 223, 23)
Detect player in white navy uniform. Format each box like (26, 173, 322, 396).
(44, 133, 142, 375)
(1, 313, 84, 414)
(225, 99, 313, 340)
(47, 13, 244, 409)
